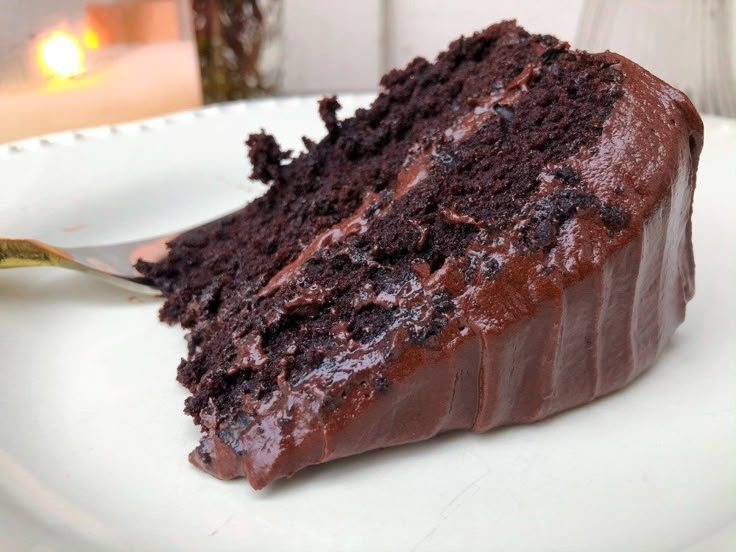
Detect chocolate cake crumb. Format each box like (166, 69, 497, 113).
(552, 165, 581, 185)
(319, 96, 342, 138)
(246, 131, 291, 184)
(600, 203, 631, 230)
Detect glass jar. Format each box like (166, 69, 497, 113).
(191, 0, 283, 103)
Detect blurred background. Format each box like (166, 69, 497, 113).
(0, 0, 734, 143)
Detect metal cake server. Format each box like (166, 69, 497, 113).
(0, 233, 175, 296)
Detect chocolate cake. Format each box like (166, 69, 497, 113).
(138, 21, 703, 489)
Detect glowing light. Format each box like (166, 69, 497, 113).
(37, 31, 85, 79)
(83, 29, 99, 50)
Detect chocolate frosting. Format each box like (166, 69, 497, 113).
(190, 53, 703, 489)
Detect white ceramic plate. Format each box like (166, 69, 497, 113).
(1, 96, 735, 552)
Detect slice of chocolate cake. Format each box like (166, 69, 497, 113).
(138, 21, 703, 489)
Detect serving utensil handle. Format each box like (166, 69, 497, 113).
(0, 238, 73, 269)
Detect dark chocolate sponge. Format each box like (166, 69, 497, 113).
(138, 21, 703, 489)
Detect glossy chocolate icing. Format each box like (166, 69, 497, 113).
(189, 53, 703, 489)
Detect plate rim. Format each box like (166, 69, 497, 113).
(0, 92, 379, 156)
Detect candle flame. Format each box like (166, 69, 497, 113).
(37, 31, 85, 79)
